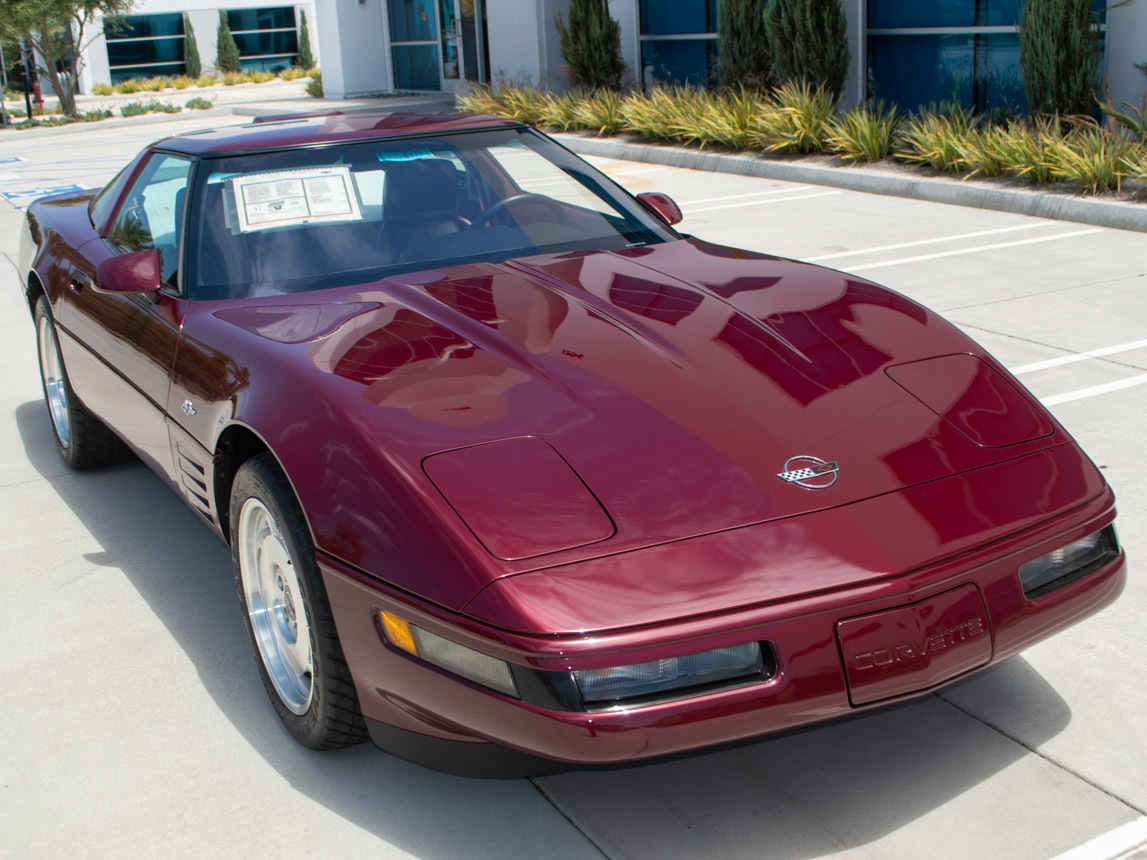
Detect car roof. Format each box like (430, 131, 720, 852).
(157, 111, 523, 156)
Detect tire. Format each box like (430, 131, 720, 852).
(230, 453, 367, 750)
(34, 296, 134, 470)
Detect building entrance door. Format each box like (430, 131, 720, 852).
(437, 0, 488, 93)
(387, 0, 487, 92)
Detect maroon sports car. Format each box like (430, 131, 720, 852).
(18, 111, 1125, 775)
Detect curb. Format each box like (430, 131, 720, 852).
(553, 133, 1147, 235)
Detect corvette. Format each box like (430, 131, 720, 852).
(18, 110, 1125, 776)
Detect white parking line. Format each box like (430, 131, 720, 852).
(808, 222, 1056, 261)
(1011, 338, 1147, 375)
(684, 190, 841, 214)
(1050, 816, 1147, 860)
(680, 186, 810, 206)
(1040, 373, 1147, 406)
(846, 229, 1103, 271)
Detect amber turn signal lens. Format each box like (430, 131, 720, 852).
(380, 610, 418, 655)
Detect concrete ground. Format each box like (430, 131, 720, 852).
(1, 113, 1145, 859)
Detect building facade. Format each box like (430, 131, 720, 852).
(80, 1, 318, 91)
(79, 0, 1146, 114)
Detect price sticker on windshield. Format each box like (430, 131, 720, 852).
(232, 166, 362, 232)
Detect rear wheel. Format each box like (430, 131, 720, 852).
(34, 296, 133, 470)
(230, 453, 366, 749)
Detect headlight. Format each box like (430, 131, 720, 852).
(573, 643, 765, 705)
(1019, 526, 1118, 598)
(380, 611, 519, 698)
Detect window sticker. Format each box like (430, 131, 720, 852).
(231, 166, 362, 232)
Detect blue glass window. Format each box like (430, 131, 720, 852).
(105, 14, 183, 40)
(640, 0, 718, 35)
(105, 13, 186, 79)
(868, 34, 1028, 113)
(868, 0, 1106, 29)
(392, 43, 440, 89)
(227, 8, 296, 30)
(107, 38, 184, 66)
(221, 7, 297, 66)
(641, 39, 718, 88)
(390, 0, 437, 42)
(233, 31, 298, 56)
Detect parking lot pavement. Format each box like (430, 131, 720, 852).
(2, 118, 1145, 859)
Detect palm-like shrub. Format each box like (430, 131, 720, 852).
(826, 100, 901, 162)
(305, 70, 323, 98)
(575, 90, 624, 134)
(764, 0, 850, 99)
(540, 89, 590, 130)
(1017, 0, 1100, 116)
(895, 102, 977, 171)
(754, 81, 839, 153)
(1047, 123, 1139, 192)
(989, 117, 1063, 183)
(954, 126, 1012, 178)
(555, 0, 625, 90)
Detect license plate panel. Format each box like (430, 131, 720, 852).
(837, 584, 992, 706)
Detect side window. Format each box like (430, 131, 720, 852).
(107, 154, 193, 288)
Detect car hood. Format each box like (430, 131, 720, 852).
(207, 238, 1068, 606)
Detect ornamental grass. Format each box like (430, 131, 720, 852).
(455, 83, 1147, 196)
(826, 100, 901, 162)
(756, 81, 839, 153)
(1047, 123, 1141, 193)
(574, 89, 624, 134)
(894, 102, 978, 172)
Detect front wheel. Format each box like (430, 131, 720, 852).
(230, 453, 366, 749)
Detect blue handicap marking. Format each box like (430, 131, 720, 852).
(0, 156, 27, 164)
(1, 184, 86, 201)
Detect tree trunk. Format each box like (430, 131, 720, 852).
(35, 13, 78, 117)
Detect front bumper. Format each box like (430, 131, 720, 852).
(320, 450, 1125, 775)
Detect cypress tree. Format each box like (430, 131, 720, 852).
(555, 0, 626, 91)
(764, 0, 850, 98)
(296, 11, 314, 70)
(216, 11, 241, 74)
(1017, 0, 1101, 116)
(183, 14, 201, 79)
(718, 0, 773, 90)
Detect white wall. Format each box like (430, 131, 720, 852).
(313, 0, 389, 97)
(1106, 1, 1147, 113)
(485, 0, 575, 87)
(610, 0, 640, 89)
(841, 0, 864, 108)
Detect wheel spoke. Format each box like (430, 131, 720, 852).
(238, 498, 314, 715)
(38, 316, 70, 449)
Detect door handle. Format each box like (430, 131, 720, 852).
(69, 269, 90, 292)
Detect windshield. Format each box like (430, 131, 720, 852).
(187, 127, 677, 300)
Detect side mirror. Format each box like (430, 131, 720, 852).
(636, 192, 683, 226)
(96, 249, 162, 294)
